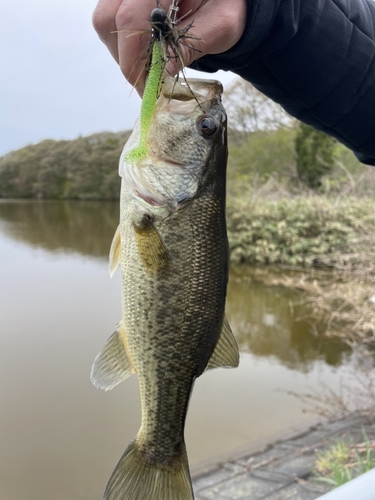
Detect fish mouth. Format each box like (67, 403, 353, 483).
(161, 77, 223, 106)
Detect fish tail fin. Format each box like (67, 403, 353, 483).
(103, 438, 194, 500)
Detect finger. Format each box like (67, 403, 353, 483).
(93, 0, 123, 63)
(116, 0, 173, 94)
(166, 0, 247, 75)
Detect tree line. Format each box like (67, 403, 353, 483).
(0, 132, 130, 199)
(0, 79, 366, 199)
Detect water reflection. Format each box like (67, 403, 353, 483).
(227, 269, 350, 371)
(0, 200, 118, 257)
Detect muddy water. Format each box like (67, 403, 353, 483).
(0, 200, 353, 500)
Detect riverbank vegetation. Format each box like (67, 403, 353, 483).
(224, 80, 375, 381)
(227, 194, 375, 267)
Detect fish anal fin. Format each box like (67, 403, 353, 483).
(104, 438, 194, 500)
(91, 322, 136, 391)
(206, 316, 239, 371)
(134, 219, 169, 274)
(109, 225, 121, 278)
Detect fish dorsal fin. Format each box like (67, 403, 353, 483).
(206, 317, 239, 371)
(90, 322, 136, 391)
(134, 220, 169, 274)
(109, 225, 121, 278)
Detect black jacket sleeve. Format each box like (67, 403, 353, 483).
(190, 0, 375, 166)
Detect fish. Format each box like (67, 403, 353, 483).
(91, 76, 239, 500)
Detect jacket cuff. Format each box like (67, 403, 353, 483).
(355, 152, 375, 167)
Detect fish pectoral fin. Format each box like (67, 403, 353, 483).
(109, 225, 121, 278)
(134, 219, 169, 274)
(206, 316, 239, 371)
(90, 322, 136, 391)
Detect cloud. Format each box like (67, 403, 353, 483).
(0, 0, 235, 156)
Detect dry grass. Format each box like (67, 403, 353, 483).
(286, 370, 375, 419)
(253, 267, 375, 354)
(245, 265, 375, 418)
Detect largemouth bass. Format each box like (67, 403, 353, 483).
(91, 77, 239, 500)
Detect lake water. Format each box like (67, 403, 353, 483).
(0, 200, 354, 500)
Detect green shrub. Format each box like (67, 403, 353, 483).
(227, 196, 375, 267)
(295, 124, 336, 189)
(228, 128, 297, 182)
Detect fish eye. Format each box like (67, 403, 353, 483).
(197, 116, 218, 137)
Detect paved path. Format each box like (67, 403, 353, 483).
(192, 413, 375, 500)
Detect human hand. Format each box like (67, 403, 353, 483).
(93, 0, 247, 95)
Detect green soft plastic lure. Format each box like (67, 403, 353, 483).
(124, 41, 165, 163)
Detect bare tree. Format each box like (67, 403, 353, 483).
(223, 78, 295, 134)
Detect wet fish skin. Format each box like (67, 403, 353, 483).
(91, 77, 239, 500)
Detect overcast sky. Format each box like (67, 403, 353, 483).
(0, 0, 236, 157)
